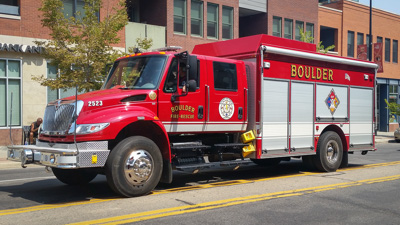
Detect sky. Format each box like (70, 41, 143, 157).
(358, 0, 400, 15)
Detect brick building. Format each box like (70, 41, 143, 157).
(319, 0, 400, 131)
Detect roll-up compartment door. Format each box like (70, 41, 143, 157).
(290, 82, 314, 152)
(262, 79, 289, 154)
(350, 88, 373, 145)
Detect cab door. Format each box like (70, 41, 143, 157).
(206, 60, 246, 132)
(158, 56, 206, 133)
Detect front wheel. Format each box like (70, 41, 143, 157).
(105, 136, 163, 197)
(313, 131, 343, 172)
(52, 168, 97, 185)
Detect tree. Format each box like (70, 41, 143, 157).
(385, 99, 400, 123)
(128, 37, 154, 53)
(33, 0, 128, 92)
(299, 27, 335, 54)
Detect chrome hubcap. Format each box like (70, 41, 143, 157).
(124, 150, 153, 186)
(326, 140, 339, 164)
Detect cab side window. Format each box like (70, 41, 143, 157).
(163, 58, 178, 93)
(213, 62, 237, 91)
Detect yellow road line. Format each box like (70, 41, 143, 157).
(69, 174, 400, 225)
(1, 160, 400, 216)
(0, 198, 120, 216)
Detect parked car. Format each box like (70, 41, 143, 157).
(394, 127, 400, 142)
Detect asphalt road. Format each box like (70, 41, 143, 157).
(0, 142, 399, 225)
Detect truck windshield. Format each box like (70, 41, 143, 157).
(102, 55, 167, 90)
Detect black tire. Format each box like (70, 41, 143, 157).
(251, 158, 282, 167)
(105, 136, 163, 197)
(52, 168, 97, 185)
(339, 151, 348, 168)
(302, 155, 316, 171)
(313, 131, 343, 172)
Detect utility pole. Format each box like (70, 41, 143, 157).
(369, 0, 372, 61)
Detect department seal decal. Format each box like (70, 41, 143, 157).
(219, 97, 235, 120)
(149, 91, 157, 100)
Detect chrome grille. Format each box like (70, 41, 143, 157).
(42, 102, 76, 134)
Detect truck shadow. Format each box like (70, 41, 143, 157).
(0, 159, 367, 207)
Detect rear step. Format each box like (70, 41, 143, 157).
(175, 159, 253, 173)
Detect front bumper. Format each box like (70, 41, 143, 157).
(7, 140, 110, 168)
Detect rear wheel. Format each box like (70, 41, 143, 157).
(52, 168, 97, 185)
(313, 131, 343, 172)
(105, 136, 163, 197)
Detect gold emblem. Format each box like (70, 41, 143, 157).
(149, 91, 157, 100)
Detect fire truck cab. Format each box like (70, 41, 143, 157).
(8, 35, 378, 197)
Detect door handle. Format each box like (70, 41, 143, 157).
(238, 107, 243, 120)
(198, 106, 204, 119)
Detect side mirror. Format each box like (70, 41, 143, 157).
(187, 80, 197, 92)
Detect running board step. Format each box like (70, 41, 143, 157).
(175, 159, 253, 173)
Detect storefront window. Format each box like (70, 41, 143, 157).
(389, 84, 398, 123)
(0, 59, 21, 127)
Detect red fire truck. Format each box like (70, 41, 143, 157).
(8, 35, 378, 197)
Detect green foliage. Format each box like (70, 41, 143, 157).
(33, 0, 128, 92)
(128, 37, 153, 53)
(299, 27, 335, 54)
(385, 99, 400, 119)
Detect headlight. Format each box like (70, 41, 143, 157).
(68, 123, 109, 135)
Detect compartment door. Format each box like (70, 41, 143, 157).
(290, 82, 314, 153)
(350, 87, 373, 146)
(262, 79, 289, 155)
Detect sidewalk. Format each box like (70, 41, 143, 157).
(0, 132, 395, 170)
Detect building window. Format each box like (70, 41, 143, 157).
(389, 85, 398, 103)
(47, 63, 83, 103)
(0, 0, 19, 16)
(393, 40, 398, 63)
(385, 38, 391, 62)
(207, 3, 218, 39)
(284, 19, 293, 39)
(126, 0, 140, 22)
(357, 33, 364, 46)
(306, 23, 314, 43)
(272, 16, 282, 37)
(63, 0, 86, 19)
(295, 21, 303, 41)
(222, 6, 233, 40)
(377, 36, 382, 43)
(174, 0, 186, 34)
(191, 0, 203, 37)
(0, 59, 21, 127)
(347, 31, 355, 58)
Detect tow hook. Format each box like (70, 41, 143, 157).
(361, 151, 368, 155)
(21, 149, 33, 168)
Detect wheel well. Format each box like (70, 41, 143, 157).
(109, 121, 170, 160)
(320, 125, 348, 152)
